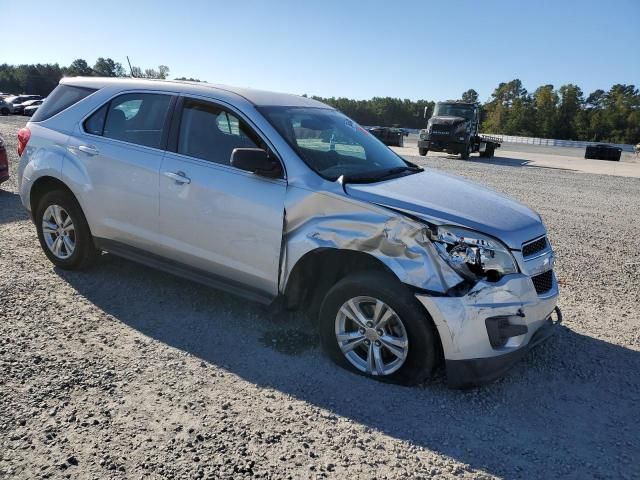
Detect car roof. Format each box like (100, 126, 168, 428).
(61, 77, 329, 109)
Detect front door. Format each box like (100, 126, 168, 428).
(158, 97, 286, 297)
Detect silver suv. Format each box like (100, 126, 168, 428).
(17, 78, 560, 388)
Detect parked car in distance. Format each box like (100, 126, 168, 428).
(17, 77, 560, 388)
(0, 135, 8, 186)
(366, 126, 407, 147)
(584, 144, 622, 161)
(0, 98, 11, 116)
(3, 94, 42, 114)
(22, 99, 44, 116)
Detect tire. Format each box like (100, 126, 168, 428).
(419, 148, 428, 156)
(0, 108, 9, 116)
(35, 189, 99, 270)
(397, 135, 404, 148)
(483, 146, 495, 158)
(461, 143, 471, 160)
(319, 271, 439, 385)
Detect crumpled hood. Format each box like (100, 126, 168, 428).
(345, 169, 545, 249)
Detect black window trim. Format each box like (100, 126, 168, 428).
(166, 94, 287, 180)
(80, 89, 177, 152)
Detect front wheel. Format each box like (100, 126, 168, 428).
(0, 108, 9, 116)
(461, 143, 471, 160)
(319, 272, 439, 385)
(419, 148, 428, 156)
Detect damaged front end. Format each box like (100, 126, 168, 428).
(281, 185, 560, 388)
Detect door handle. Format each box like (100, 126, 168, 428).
(163, 171, 191, 184)
(78, 145, 99, 156)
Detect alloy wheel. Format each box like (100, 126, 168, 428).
(335, 296, 409, 376)
(42, 204, 76, 260)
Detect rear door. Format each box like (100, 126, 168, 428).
(67, 91, 175, 251)
(157, 96, 286, 298)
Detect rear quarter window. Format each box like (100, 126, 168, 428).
(31, 85, 96, 122)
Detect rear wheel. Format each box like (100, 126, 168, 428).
(319, 272, 439, 385)
(35, 190, 99, 270)
(419, 148, 428, 156)
(0, 108, 9, 116)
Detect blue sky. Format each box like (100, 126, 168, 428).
(2, 0, 638, 101)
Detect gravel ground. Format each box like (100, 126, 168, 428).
(1, 115, 639, 479)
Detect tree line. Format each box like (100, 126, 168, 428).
(313, 81, 639, 144)
(0, 58, 170, 97)
(1, 59, 637, 144)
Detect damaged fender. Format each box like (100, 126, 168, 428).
(280, 186, 464, 295)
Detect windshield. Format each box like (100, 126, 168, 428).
(259, 106, 413, 181)
(433, 103, 474, 120)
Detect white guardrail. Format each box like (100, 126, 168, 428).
(483, 134, 635, 152)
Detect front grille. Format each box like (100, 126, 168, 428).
(522, 236, 547, 257)
(430, 128, 450, 136)
(531, 270, 553, 294)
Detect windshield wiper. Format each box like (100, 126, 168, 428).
(339, 165, 423, 186)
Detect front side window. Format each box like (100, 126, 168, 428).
(259, 106, 414, 181)
(177, 99, 258, 165)
(92, 93, 172, 149)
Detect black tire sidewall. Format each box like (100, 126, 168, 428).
(461, 143, 470, 159)
(35, 190, 95, 270)
(319, 272, 438, 385)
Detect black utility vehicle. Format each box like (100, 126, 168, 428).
(584, 144, 622, 161)
(366, 126, 407, 147)
(418, 101, 501, 159)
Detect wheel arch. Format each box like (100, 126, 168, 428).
(29, 176, 77, 213)
(282, 248, 443, 342)
(283, 248, 395, 311)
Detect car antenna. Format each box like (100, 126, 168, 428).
(126, 56, 136, 78)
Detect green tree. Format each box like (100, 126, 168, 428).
(533, 85, 559, 138)
(131, 64, 170, 79)
(175, 77, 205, 82)
(461, 89, 479, 103)
(93, 57, 125, 77)
(557, 84, 584, 139)
(64, 59, 94, 77)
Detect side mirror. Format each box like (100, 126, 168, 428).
(231, 148, 282, 178)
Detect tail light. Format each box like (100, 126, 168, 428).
(17, 127, 31, 157)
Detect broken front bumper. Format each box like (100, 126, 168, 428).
(415, 273, 560, 388)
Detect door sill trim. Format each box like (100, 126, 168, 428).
(93, 237, 274, 305)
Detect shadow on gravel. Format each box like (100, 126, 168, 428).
(470, 155, 574, 172)
(55, 256, 640, 479)
(430, 154, 575, 172)
(0, 189, 30, 225)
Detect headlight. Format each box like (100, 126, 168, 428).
(428, 225, 518, 281)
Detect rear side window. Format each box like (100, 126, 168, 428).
(84, 93, 172, 149)
(31, 85, 95, 122)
